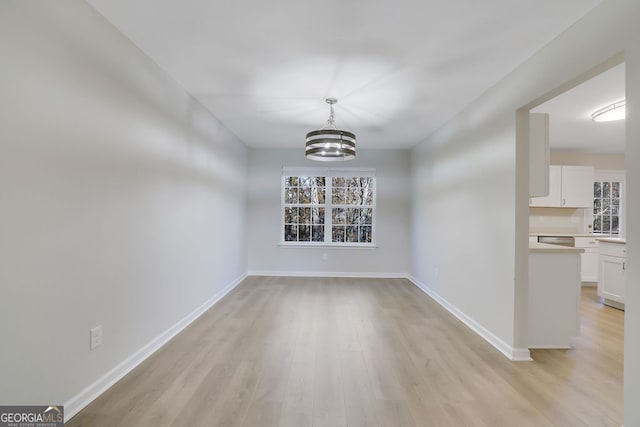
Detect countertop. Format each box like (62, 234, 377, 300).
(529, 242, 585, 253)
(529, 233, 609, 237)
(597, 238, 626, 244)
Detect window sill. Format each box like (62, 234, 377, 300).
(278, 243, 378, 249)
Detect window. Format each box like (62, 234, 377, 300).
(593, 171, 624, 235)
(282, 168, 375, 246)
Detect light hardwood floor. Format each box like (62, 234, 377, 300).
(67, 278, 623, 426)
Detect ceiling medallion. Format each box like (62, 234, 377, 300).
(305, 98, 356, 161)
(591, 99, 626, 122)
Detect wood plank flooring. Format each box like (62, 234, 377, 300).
(67, 278, 623, 426)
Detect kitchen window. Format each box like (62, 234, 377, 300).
(281, 167, 375, 246)
(593, 171, 625, 235)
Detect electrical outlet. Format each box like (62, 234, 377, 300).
(90, 325, 103, 350)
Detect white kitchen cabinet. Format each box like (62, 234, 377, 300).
(529, 113, 549, 197)
(530, 165, 561, 206)
(574, 237, 599, 282)
(581, 250, 600, 283)
(561, 166, 595, 207)
(529, 165, 594, 208)
(529, 247, 581, 348)
(598, 241, 626, 309)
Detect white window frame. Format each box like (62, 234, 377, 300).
(589, 169, 625, 236)
(280, 167, 377, 247)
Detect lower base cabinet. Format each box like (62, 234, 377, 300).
(598, 241, 626, 309)
(574, 237, 599, 282)
(529, 250, 581, 348)
(581, 249, 599, 282)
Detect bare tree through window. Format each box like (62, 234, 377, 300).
(593, 180, 621, 235)
(282, 171, 375, 245)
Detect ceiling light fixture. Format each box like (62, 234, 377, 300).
(305, 98, 356, 161)
(591, 99, 626, 122)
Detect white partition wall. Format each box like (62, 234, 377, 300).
(410, 1, 640, 424)
(0, 1, 248, 417)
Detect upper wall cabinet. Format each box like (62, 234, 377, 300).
(530, 165, 561, 206)
(561, 165, 595, 207)
(530, 165, 594, 208)
(529, 113, 549, 197)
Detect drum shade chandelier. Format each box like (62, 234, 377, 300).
(305, 98, 356, 161)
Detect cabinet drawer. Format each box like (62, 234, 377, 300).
(599, 242, 626, 258)
(574, 237, 599, 248)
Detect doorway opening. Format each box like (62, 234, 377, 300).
(516, 53, 626, 420)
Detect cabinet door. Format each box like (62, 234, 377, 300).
(575, 237, 599, 282)
(561, 166, 594, 208)
(598, 254, 625, 303)
(529, 113, 549, 197)
(530, 165, 561, 207)
(580, 248, 599, 282)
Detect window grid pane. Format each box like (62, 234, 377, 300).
(284, 173, 375, 244)
(283, 176, 326, 242)
(593, 180, 621, 235)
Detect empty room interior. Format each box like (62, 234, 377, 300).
(1, 1, 640, 426)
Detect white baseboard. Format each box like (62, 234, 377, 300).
(64, 272, 248, 422)
(247, 270, 407, 279)
(528, 345, 571, 350)
(510, 348, 534, 361)
(407, 275, 532, 362)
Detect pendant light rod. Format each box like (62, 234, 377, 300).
(326, 98, 337, 128)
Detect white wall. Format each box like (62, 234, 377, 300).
(411, 112, 520, 357)
(410, 1, 640, 424)
(247, 149, 410, 276)
(529, 208, 586, 234)
(0, 0, 248, 414)
(551, 151, 625, 169)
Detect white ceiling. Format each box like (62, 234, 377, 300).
(87, 0, 603, 150)
(532, 63, 625, 154)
